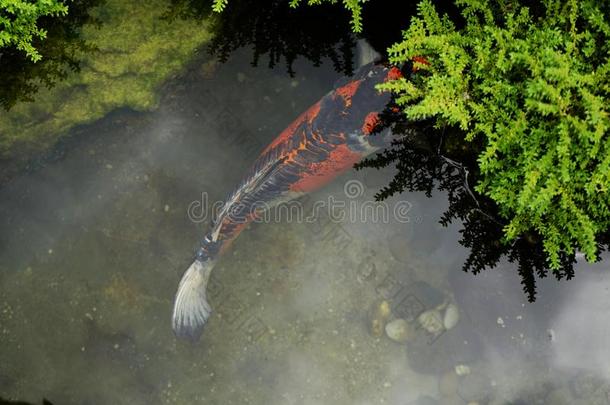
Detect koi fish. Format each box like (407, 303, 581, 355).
(172, 62, 404, 340)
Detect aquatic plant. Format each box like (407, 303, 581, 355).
(0, 0, 101, 111)
(0, 0, 212, 181)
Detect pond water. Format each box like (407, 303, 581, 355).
(1, 46, 610, 405)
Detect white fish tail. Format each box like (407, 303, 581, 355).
(356, 39, 381, 68)
(172, 259, 215, 341)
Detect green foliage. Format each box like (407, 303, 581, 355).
(212, 0, 368, 32)
(0, 0, 68, 61)
(377, 0, 610, 270)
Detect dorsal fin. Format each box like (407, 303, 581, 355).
(211, 152, 288, 241)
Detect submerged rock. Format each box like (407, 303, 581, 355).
(368, 299, 391, 337)
(454, 364, 471, 376)
(443, 303, 460, 330)
(385, 318, 412, 343)
(418, 309, 445, 335)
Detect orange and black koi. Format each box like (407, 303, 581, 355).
(172, 62, 406, 340)
(199, 63, 404, 259)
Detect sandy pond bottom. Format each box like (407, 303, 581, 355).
(1, 49, 610, 405)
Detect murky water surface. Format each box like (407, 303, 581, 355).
(1, 49, 610, 405)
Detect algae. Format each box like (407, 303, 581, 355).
(0, 0, 212, 176)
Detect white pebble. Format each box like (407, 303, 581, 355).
(385, 319, 411, 343)
(455, 364, 471, 376)
(443, 303, 460, 330)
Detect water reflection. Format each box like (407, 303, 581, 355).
(166, 0, 356, 76)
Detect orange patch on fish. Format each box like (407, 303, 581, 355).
(385, 66, 403, 81)
(362, 112, 380, 135)
(334, 79, 363, 109)
(262, 101, 322, 155)
(289, 141, 362, 192)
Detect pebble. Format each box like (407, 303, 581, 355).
(105, 164, 113, 170)
(290, 80, 299, 88)
(164, 204, 170, 212)
(496, 317, 504, 327)
(418, 309, 444, 335)
(454, 364, 471, 376)
(443, 303, 460, 330)
(385, 319, 412, 343)
(237, 72, 246, 82)
(368, 300, 391, 337)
